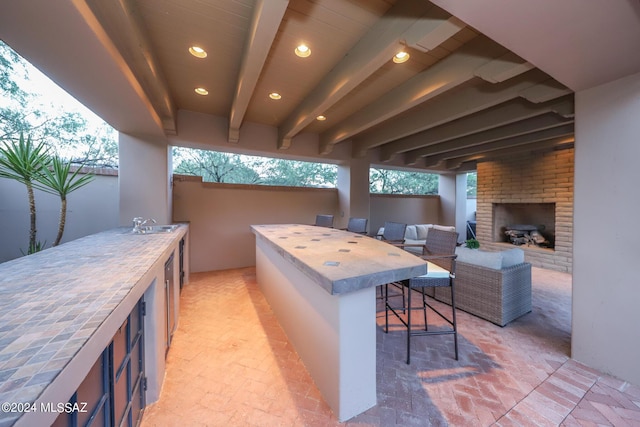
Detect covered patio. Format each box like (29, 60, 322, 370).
(140, 267, 640, 426)
(1, 0, 640, 425)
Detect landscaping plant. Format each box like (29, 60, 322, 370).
(0, 132, 94, 253)
(465, 238, 480, 249)
(36, 155, 94, 246)
(0, 132, 49, 253)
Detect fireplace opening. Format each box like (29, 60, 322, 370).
(493, 203, 555, 249)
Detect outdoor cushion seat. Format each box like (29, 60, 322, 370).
(345, 217, 368, 234)
(385, 228, 459, 364)
(314, 214, 334, 228)
(378, 223, 457, 254)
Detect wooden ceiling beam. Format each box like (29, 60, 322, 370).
(421, 123, 575, 167)
(277, 0, 458, 150)
(408, 114, 573, 164)
(351, 69, 550, 157)
(228, 0, 289, 143)
(474, 52, 535, 83)
(444, 136, 575, 170)
(86, 0, 177, 135)
(319, 36, 507, 155)
(520, 79, 573, 103)
(379, 95, 573, 161)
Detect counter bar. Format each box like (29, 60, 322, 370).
(251, 224, 426, 421)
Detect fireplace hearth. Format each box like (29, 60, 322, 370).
(477, 148, 573, 272)
(504, 224, 551, 248)
(493, 203, 555, 249)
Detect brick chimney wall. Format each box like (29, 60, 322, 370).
(476, 148, 574, 272)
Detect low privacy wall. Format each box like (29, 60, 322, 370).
(0, 168, 119, 262)
(172, 176, 448, 272)
(172, 175, 339, 272)
(369, 193, 443, 235)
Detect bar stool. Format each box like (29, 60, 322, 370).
(314, 214, 334, 228)
(385, 228, 459, 364)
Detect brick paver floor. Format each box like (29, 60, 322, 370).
(140, 267, 640, 426)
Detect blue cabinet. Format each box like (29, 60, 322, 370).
(52, 298, 146, 427)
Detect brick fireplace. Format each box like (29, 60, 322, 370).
(475, 148, 574, 272)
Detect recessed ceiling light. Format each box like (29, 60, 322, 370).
(195, 87, 209, 96)
(295, 44, 311, 58)
(189, 46, 207, 58)
(393, 51, 410, 64)
(269, 92, 282, 100)
(316, 115, 326, 121)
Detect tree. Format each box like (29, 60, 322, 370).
(467, 172, 477, 197)
(172, 147, 338, 188)
(370, 168, 438, 195)
(0, 133, 50, 253)
(36, 155, 94, 246)
(173, 148, 261, 184)
(0, 40, 119, 168)
(261, 158, 336, 187)
(61, 122, 118, 168)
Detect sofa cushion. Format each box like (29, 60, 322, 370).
(405, 225, 418, 241)
(432, 224, 456, 233)
(456, 247, 502, 269)
(455, 247, 525, 270)
(414, 224, 432, 240)
(501, 248, 525, 267)
(426, 261, 450, 278)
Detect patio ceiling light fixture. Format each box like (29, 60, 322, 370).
(195, 87, 209, 95)
(189, 46, 207, 58)
(393, 50, 410, 64)
(295, 44, 311, 58)
(316, 115, 326, 121)
(269, 92, 282, 100)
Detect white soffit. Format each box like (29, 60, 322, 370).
(430, 0, 640, 91)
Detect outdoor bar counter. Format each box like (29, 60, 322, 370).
(251, 224, 427, 421)
(0, 225, 189, 427)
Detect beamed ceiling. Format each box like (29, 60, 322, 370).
(2, 0, 639, 173)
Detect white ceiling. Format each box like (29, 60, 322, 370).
(1, 0, 638, 172)
(431, 0, 640, 91)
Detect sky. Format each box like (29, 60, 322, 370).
(18, 59, 107, 130)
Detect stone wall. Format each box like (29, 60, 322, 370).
(476, 148, 574, 272)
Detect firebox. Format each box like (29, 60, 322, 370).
(492, 203, 556, 249)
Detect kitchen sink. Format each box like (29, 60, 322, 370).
(133, 224, 180, 234)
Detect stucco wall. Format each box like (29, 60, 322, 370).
(369, 193, 443, 235)
(171, 175, 340, 272)
(172, 176, 446, 273)
(0, 169, 119, 262)
(573, 71, 640, 386)
(119, 133, 171, 226)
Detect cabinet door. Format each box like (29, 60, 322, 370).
(113, 299, 146, 427)
(51, 350, 111, 427)
(53, 298, 145, 427)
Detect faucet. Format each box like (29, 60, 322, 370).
(133, 217, 143, 233)
(133, 217, 156, 233)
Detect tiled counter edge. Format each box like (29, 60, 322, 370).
(0, 225, 189, 427)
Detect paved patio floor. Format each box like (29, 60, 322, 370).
(140, 267, 640, 426)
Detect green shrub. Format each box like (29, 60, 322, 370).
(465, 238, 480, 249)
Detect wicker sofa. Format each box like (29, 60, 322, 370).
(376, 223, 457, 254)
(431, 247, 532, 326)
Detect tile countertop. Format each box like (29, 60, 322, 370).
(0, 225, 187, 426)
(251, 224, 427, 295)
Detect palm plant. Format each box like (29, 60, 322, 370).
(36, 155, 94, 246)
(0, 133, 50, 253)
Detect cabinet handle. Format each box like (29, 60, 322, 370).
(166, 280, 170, 346)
